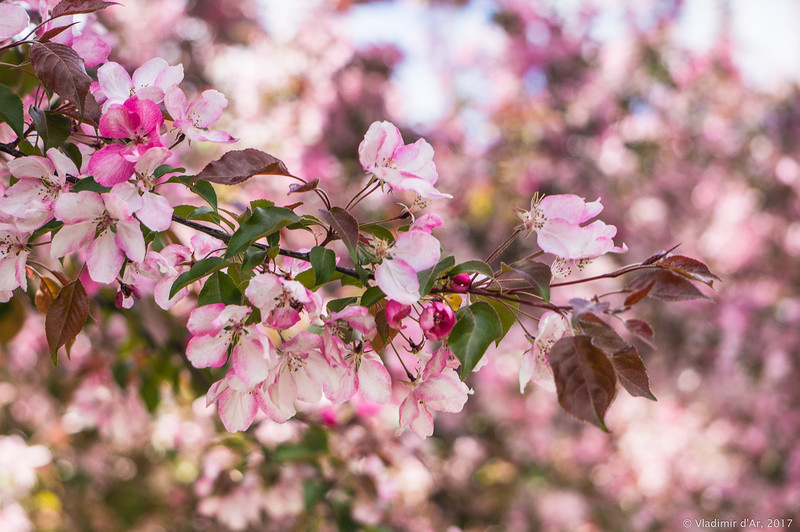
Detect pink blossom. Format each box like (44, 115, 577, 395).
(51, 191, 145, 283)
(143, 244, 192, 309)
(164, 85, 237, 143)
(449, 273, 472, 292)
(0, 3, 29, 40)
(88, 97, 165, 186)
(419, 301, 456, 340)
(185, 304, 253, 369)
(374, 230, 441, 305)
(245, 272, 322, 330)
(358, 121, 451, 200)
(110, 147, 174, 231)
(519, 311, 569, 393)
(1, 148, 78, 231)
(398, 348, 470, 438)
(206, 372, 260, 433)
(94, 58, 184, 111)
(321, 306, 391, 404)
(384, 299, 412, 329)
(519, 194, 627, 260)
(0, 224, 31, 292)
(258, 332, 331, 423)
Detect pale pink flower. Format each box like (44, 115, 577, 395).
(1, 148, 78, 231)
(88, 97, 165, 186)
(258, 332, 330, 423)
(245, 272, 322, 330)
(185, 304, 255, 369)
(94, 58, 184, 111)
(164, 86, 237, 143)
(374, 230, 441, 305)
(144, 243, 192, 309)
(398, 348, 470, 438)
(419, 301, 456, 340)
(519, 194, 627, 260)
(51, 191, 145, 283)
(519, 311, 569, 393)
(206, 371, 261, 433)
(0, 224, 31, 292)
(0, 3, 29, 40)
(110, 147, 174, 231)
(321, 306, 391, 404)
(358, 121, 451, 200)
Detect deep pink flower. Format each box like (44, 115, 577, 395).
(358, 121, 451, 200)
(384, 299, 412, 329)
(419, 301, 456, 340)
(89, 97, 165, 186)
(449, 273, 472, 293)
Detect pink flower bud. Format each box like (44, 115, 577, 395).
(385, 299, 411, 329)
(419, 301, 456, 340)
(449, 273, 471, 292)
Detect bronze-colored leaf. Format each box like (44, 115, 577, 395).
(35, 277, 60, 314)
(623, 279, 654, 306)
(195, 149, 292, 185)
(624, 318, 655, 345)
(578, 313, 628, 354)
(659, 255, 721, 287)
(52, 0, 119, 18)
(45, 280, 89, 362)
(549, 335, 617, 432)
(288, 177, 320, 195)
(29, 42, 92, 118)
(610, 346, 655, 400)
(625, 270, 708, 302)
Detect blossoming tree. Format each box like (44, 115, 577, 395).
(0, 0, 748, 529)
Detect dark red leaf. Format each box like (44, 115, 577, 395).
(52, 0, 119, 17)
(641, 244, 680, 265)
(549, 335, 617, 432)
(195, 149, 292, 185)
(45, 280, 89, 363)
(29, 42, 92, 118)
(623, 279, 654, 306)
(610, 346, 656, 400)
(624, 319, 655, 345)
(319, 207, 360, 264)
(659, 254, 721, 287)
(504, 259, 551, 301)
(578, 313, 628, 354)
(39, 21, 78, 42)
(288, 177, 319, 194)
(625, 270, 708, 302)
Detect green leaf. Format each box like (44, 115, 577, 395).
(449, 259, 494, 279)
(327, 296, 358, 313)
(309, 246, 336, 286)
(548, 335, 618, 432)
(449, 301, 503, 379)
(154, 164, 184, 178)
(359, 223, 395, 243)
(503, 259, 551, 302)
(30, 107, 72, 152)
(70, 176, 110, 193)
(0, 84, 25, 137)
(170, 256, 230, 298)
(190, 180, 218, 212)
(225, 206, 300, 258)
(198, 271, 242, 306)
(417, 255, 456, 297)
(61, 142, 82, 170)
(45, 280, 89, 362)
(475, 296, 517, 346)
(241, 248, 268, 275)
(360, 286, 385, 308)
